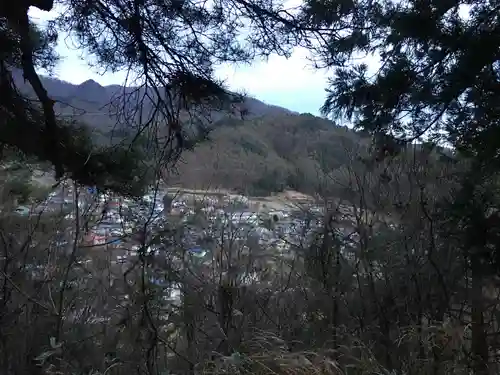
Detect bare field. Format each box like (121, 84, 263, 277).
(166, 187, 316, 211)
(252, 192, 315, 211)
(165, 187, 230, 196)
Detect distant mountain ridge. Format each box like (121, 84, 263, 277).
(14, 71, 294, 133)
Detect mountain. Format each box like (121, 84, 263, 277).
(171, 113, 366, 196)
(15, 72, 293, 131)
(16, 73, 367, 195)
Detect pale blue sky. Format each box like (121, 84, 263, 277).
(28, 7, 329, 115)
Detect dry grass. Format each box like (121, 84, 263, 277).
(198, 332, 343, 375)
(196, 323, 476, 375)
(200, 350, 342, 375)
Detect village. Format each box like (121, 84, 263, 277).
(11, 182, 369, 305)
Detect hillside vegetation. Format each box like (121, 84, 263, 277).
(173, 113, 365, 195)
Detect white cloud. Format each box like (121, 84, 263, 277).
(218, 49, 326, 93)
(216, 49, 328, 113)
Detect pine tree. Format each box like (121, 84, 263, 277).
(299, 1, 500, 372)
(1, 0, 303, 195)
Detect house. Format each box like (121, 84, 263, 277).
(13, 206, 30, 216)
(187, 246, 207, 258)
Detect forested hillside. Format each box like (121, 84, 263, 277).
(173, 112, 365, 195)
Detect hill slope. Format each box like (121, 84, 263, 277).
(172, 113, 365, 195)
(17, 74, 366, 195)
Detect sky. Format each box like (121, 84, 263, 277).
(28, 7, 330, 116)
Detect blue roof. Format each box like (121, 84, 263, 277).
(188, 247, 204, 253)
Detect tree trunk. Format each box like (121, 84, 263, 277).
(471, 255, 489, 375)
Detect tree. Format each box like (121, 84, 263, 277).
(298, 1, 500, 373)
(301, 0, 500, 162)
(1, 0, 305, 195)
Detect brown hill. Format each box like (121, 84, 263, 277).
(171, 112, 365, 195)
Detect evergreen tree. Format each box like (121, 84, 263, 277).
(1, 0, 302, 194)
(298, 1, 500, 373)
